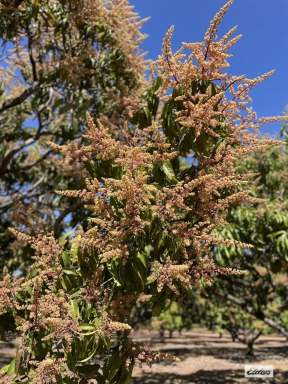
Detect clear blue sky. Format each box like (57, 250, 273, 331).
(130, 0, 288, 136)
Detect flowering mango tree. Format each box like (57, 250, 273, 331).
(0, 1, 285, 383)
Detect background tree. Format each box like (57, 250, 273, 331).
(180, 141, 288, 358)
(0, 0, 146, 274)
(212, 144, 288, 334)
(151, 301, 184, 340)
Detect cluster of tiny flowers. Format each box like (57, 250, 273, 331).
(52, 1, 285, 297)
(1, 1, 285, 381)
(134, 348, 178, 367)
(1, 230, 78, 374)
(9, 229, 62, 286)
(150, 260, 191, 294)
(100, 312, 132, 336)
(30, 358, 62, 384)
(0, 274, 20, 314)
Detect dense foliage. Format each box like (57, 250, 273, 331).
(0, 0, 146, 273)
(207, 143, 288, 351)
(0, 1, 287, 383)
(153, 143, 288, 357)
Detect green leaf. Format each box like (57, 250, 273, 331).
(77, 348, 97, 363)
(161, 160, 177, 183)
(0, 359, 15, 375)
(103, 351, 122, 381)
(70, 299, 80, 320)
(79, 324, 95, 331)
(63, 269, 80, 276)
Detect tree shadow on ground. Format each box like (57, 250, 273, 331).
(0, 341, 16, 368)
(133, 370, 288, 384)
(151, 337, 236, 346)
(256, 346, 288, 359)
(152, 343, 288, 364)
(157, 346, 246, 362)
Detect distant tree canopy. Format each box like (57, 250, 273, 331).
(0, 0, 146, 273)
(185, 143, 288, 354)
(210, 143, 288, 336)
(0, 1, 287, 383)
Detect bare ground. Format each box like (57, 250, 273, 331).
(132, 330, 288, 384)
(1, 330, 287, 383)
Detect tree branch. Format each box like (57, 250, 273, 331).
(0, 83, 39, 114)
(53, 201, 83, 238)
(19, 150, 52, 171)
(221, 292, 288, 338)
